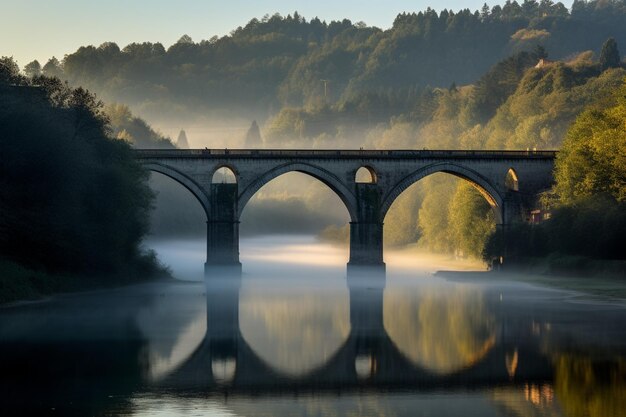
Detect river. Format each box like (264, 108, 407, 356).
(1, 236, 624, 416)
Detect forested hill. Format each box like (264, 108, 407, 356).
(28, 0, 626, 122)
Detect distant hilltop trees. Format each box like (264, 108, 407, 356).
(22, 1, 626, 121)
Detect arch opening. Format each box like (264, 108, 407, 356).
(382, 169, 499, 270)
(237, 162, 357, 221)
(381, 163, 503, 224)
(142, 162, 210, 217)
(212, 166, 237, 184)
(143, 170, 208, 280)
(505, 168, 519, 192)
(355, 354, 376, 380)
(239, 171, 351, 268)
(355, 166, 377, 184)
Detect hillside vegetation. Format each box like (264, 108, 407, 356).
(27, 1, 626, 123)
(13, 1, 626, 270)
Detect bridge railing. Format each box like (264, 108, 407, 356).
(133, 149, 557, 158)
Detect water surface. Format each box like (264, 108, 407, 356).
(1, 237, 624, 416)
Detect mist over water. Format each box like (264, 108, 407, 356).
(2, 236, 625, 416)
(145, 235, 486, 282)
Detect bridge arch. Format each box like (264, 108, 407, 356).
(381, 162, 504, 225)
(141, 162, 211, 218)
(211, 165, 238, 184)
(505, 168, 519, 191)
(237, 162, 358, 221)
(355, 166, 377, 184)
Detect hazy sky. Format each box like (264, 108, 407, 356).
(2, 0, 574, 67)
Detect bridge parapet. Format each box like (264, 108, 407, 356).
(135, 148, 557, 159)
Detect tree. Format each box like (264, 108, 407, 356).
(176, 34, 194, 44)
(0, 56, 21, 84)
(521, 0, 539, 17)
(553, 82, 626, 204)
(0, 74, 161, 275)
(42, 57, 63, 78)
(245, 120, 262, 147)
(177, 129, 189, 148)
(599, 38, 621, 71)
(480, 3, 491, 20)
(24, 60, 42, 78)
(448, 182, 495, 258)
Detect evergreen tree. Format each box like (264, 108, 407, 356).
(245, 120, 262, 147)
(176, 129, 189, 148)
(480, 3, 491, 21)
(599, 38, 621, 71)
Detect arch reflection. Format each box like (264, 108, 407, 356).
(135, 288, 207, 382)
(155, 273, 544, 392)
(238, 286, 351, 377)
(212, 358, 237, 384)
(383, 284, 496, 374)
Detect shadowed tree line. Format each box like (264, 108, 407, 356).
(0, 58, 166, 302)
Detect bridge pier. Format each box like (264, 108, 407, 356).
(348, 184, 385, 273)
(205, 184, 242, 276)
(348, 222, 385, 272)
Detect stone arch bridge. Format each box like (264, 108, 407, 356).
(135, 149, 556, 272)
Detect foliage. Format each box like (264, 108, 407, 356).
(554, 354, 626, 417)
(552, 83, 626, 204)
(448, 183, 496, 258)
(599, 37, 621, 71)
(383, 185, 422, 247)
(485, 82, 626, 263)
(23, 60, 41, 78)
(105, 103, 175, 149)
(33, 2, 626, 121)
(0, 58, 162, 277)
(470, 49, 542, 123)
(417, 176, 455, 254)
(12, 2, 626, 260)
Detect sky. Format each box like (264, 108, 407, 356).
(1, 0, 575, 67)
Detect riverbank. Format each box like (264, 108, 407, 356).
(0, 259, 171, 305)
(437, 267, 626, 300)
(505, 254, 626, 278)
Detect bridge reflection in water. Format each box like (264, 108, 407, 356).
(154, 270, 552, 393)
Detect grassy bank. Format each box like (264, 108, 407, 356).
(0, 258, 171, 305)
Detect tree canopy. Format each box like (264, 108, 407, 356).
(30, 1, 626, 122)
(600, 37, 621, 71)
(0, 58, 161, 276)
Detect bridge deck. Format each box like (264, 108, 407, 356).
(135, 149, 557, 159)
